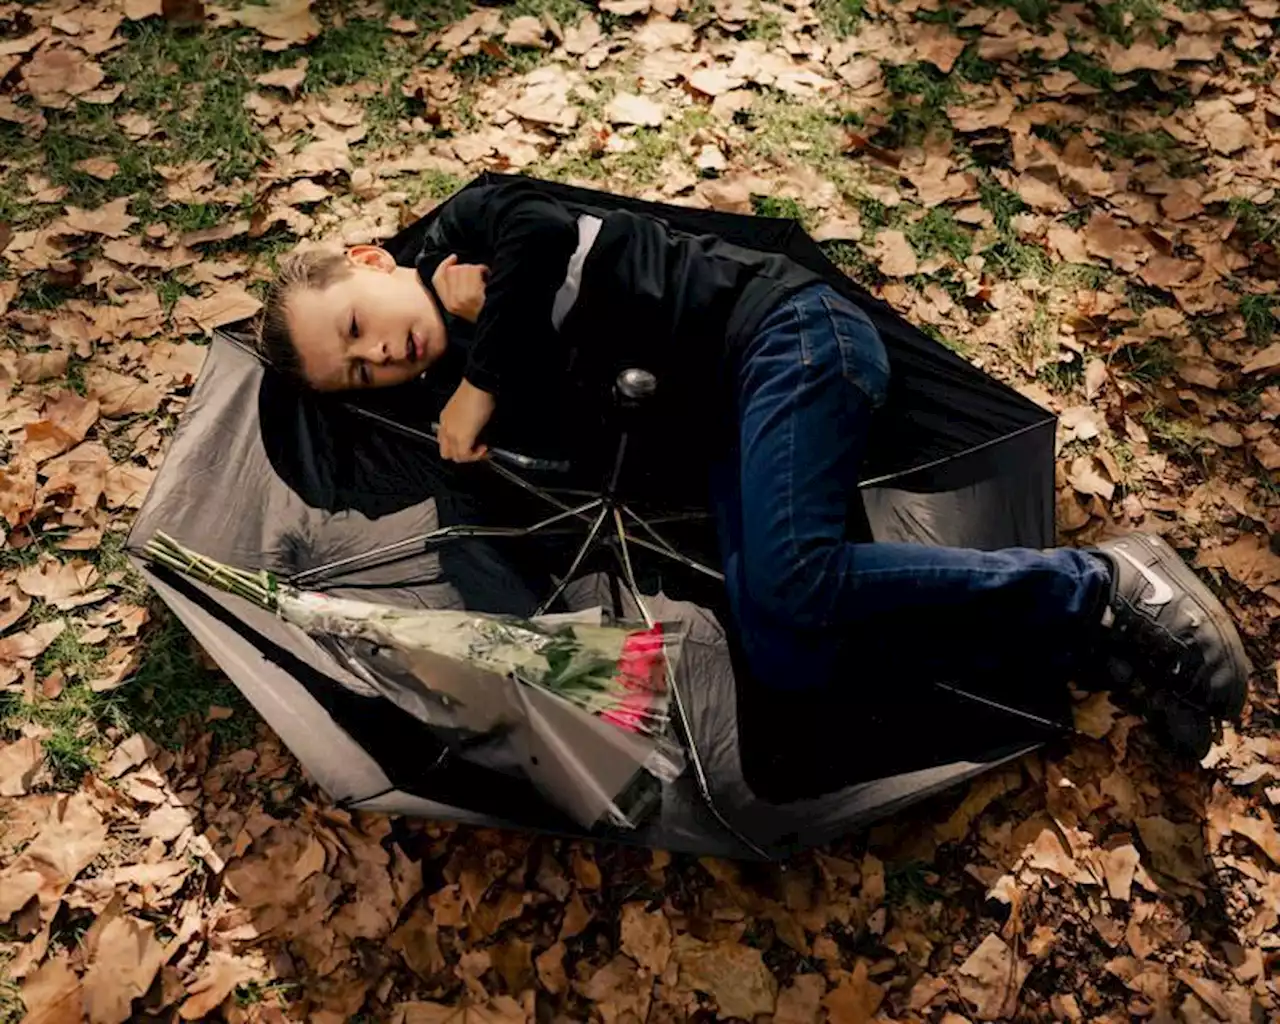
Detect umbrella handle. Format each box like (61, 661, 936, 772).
(427, 422, 573, 474)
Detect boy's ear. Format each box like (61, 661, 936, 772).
(346, 245, 395, 273)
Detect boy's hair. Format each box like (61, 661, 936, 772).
(255, 249, 351, 380)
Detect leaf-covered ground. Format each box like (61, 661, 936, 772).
(2, 0, 1280, 1021)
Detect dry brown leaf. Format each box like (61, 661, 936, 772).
(1074, 691, 1120, 739)
(73, 157, 119, 180)
(823, 961, 884, 1024)
(22, 45, 106, 107)
(173, 285, 262, 333)
(61, 197, 137, 237)
(1102, 844, 1141, 901)
(227, 0, 319, 47)
(606, 92, 665, 127)
(18, 350, 71, 384)
(1196, 534, 1280, 590)
(0, 621, 67, 664)
(88, 643, 140, 693)
(1136, 815, 1206, 885)
(17, 558, 102, 605)
(0, 584, 32, 633)
(83, 906, 168, 1024)
(874, 229, 918, 277)
(600, 0, 650, 13)
(0, 736, 43, 796)
(1198, 99, 1254, 155)
(1230, 814, 1280, 864)
(0, 790, 106, 925)
(956, 933, 1030, 1020)
(535, 941, 567, 995)
(19, 954, 82, 1024)
(1067, 455, 1115, 501)
(256, 58, 308, 93)
(39, 441, 110, 513)
(504, 16, 549, 48)
(1015, 172, 1071, 212)
(25, 394, 101, 464)
(571, 846, 601, 888)
(576, 956, 651, 1024)
(673, 936, 778, 1019)
(178, 951, 255, 1020)
(0, 457, 38, 530)
(775, 973, 826, 1024)
(180, 218, 249, 247)
(1241, 342, 1280, 375)
(85, 367, 165, 417)
(102, 733, 157, 779)
(917, 25, 967, 73)
(104, 463, 156, 509)
(620, 903, 672, 974)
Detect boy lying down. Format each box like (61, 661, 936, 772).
(255, 177, 1248, 760)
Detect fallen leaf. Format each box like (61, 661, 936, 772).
(0, 736, 43, 796)
(256, 58, 308, 93)
(0, 790, 106, 926)
(39, 441, 110, 513)
(0, 621, 67, 664)
(874, 229, 918, 277)
(1196, 534, 1280, 590)
(577, 956, 652, 1024)
(72, 157, 119, 180)
(1230, 814, 1280, 865)
(1074, 691, 1119, 739)
(0, 458, 38, 529)
(775, 973, 826, 1024)
(19, 954, 82, 1024)
(102, 734, 157, 780)
(61, 198, 137, 237)
(227, 0, 319, 48)
(620, 903, 672, 974)
(1242, 342, 1280, 375)
(104, 464, 156, 509)
(917, 25, 967, 73)
(82, 907, 168, 1024)
(1199, 100, 1254, 154)
(1136, 815, 1206, 885)
(179, 218, 249, 247)
(504, 15, 548, 48)
(179, 951, 255, 1020)
(173, 285, 262, 333)
(559, 891, 591, 940)
(823, 961, 884, 1024)
(18, 351, 70, 384)
(25, 394, 100, 464)
(1067, 455, 1115, 501)
(85, 368, 165, 417)
(535, 941, 567, 995)
(673, 936, 778, 1019)
(147, 341, 207, 385)
(606, 92, 665, 127)
(956, 934, 1030, 1020)
(22, 46, 105, 107)
(1102, 844, 1141, 901)
(88, 644, 140, 692)
(0, 584, 32, 633)
(17, 558, 100, 604)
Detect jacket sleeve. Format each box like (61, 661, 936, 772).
(415, 183, 579, 398)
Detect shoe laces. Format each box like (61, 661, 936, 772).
(1109, 599, 1207, 704)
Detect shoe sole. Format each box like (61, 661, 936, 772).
(1123, 533, 1250, 719)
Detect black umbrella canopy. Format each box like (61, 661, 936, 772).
(128, 174, 1062, 858)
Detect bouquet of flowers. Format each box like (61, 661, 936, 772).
(142, 533, 683, 830)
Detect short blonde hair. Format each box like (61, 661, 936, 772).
(255, 249, 352, 381)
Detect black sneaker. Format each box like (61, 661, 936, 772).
(1091, 533, 1250, 758)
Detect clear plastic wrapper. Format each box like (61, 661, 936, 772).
(143, 532, 686, 830)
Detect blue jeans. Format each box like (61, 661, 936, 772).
(711, 284, 1110, 695)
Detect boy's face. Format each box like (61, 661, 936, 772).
(286, 246, 447, 391)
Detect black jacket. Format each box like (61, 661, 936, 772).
(413, 180, 821, 442)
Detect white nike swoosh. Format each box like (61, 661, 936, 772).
(1114, 547, 1175, 607)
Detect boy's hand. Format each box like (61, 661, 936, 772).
(432, 253, 489, 323)
(439, 379, 496, 463)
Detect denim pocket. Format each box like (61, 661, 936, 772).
(820, 291, 891, 408)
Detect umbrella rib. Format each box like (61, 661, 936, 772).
(610, 507, 770, 861)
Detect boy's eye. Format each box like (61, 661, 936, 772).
(358, 362, 372, 386)
(350, 315, 360, 339)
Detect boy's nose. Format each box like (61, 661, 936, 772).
(359, 339, 391, 364)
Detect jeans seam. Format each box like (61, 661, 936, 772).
(818, 290, 889, 408)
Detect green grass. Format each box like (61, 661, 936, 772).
(878, 62, 961, 146)
(1091, 0, 1166, 45)
(1239, 293, 1276, 344)
(1228, 198, 1280, 247)
(816, 0, 866, 36)
(906, 207, 972, 263)
(1118, 340, 1175, 385)
(1038, 356, 1085, 394)
(752, 195, 810, 225)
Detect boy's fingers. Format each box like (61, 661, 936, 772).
(440, 253, 458, 269)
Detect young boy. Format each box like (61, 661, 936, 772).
(256, 178, 1249, 759)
